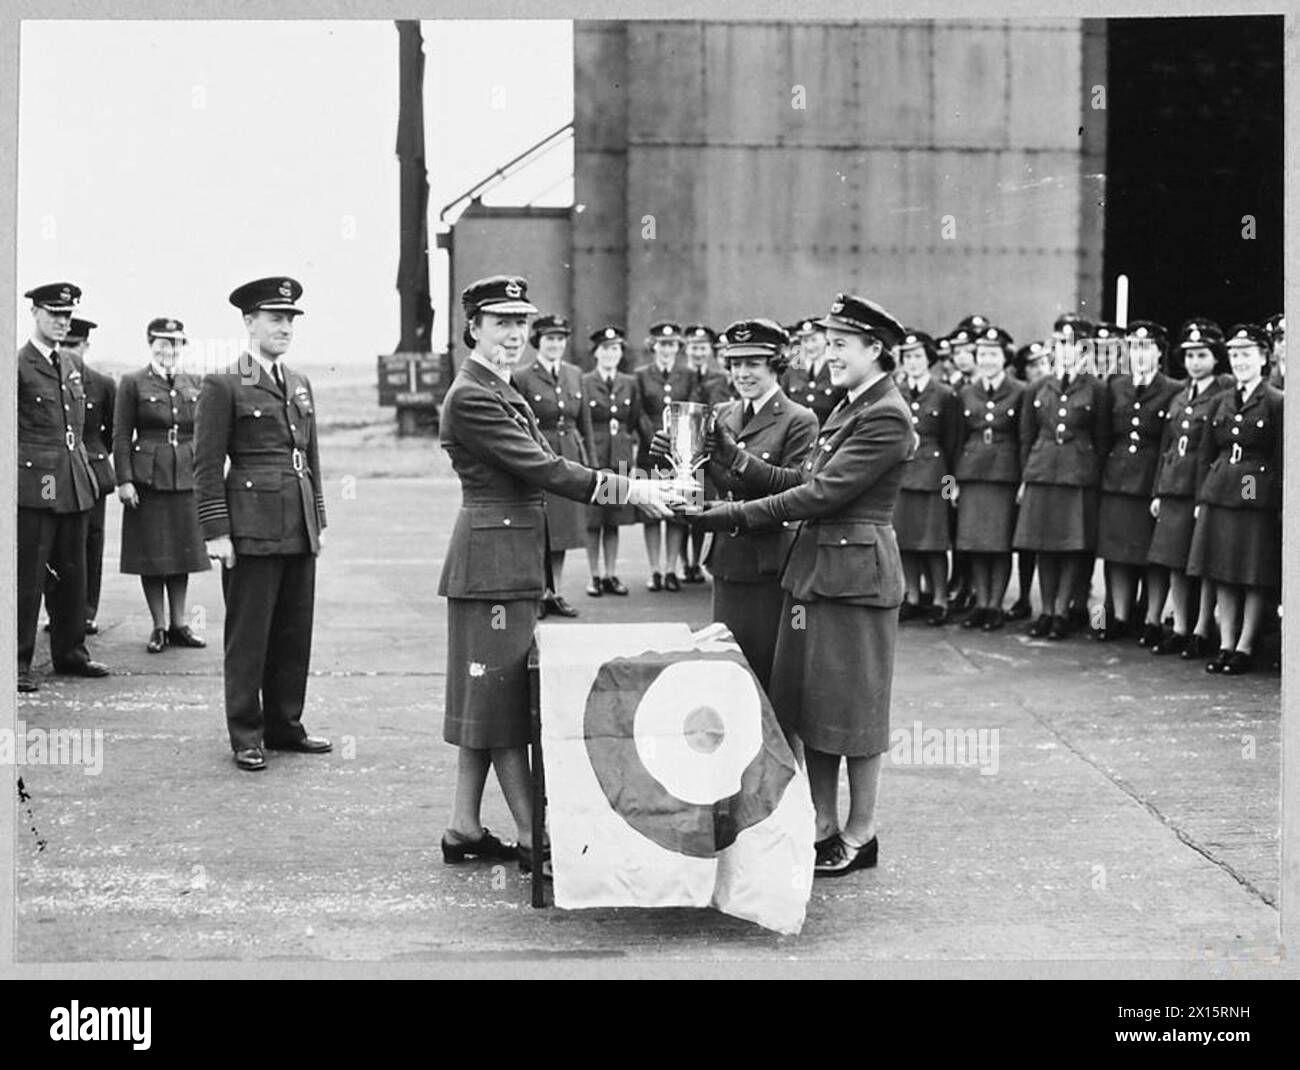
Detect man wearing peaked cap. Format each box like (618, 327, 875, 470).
(55, 317, 116, 637)
(688, 291, 914, 877)
(16, 282, 108, 691)
(195, 275, 330, 771)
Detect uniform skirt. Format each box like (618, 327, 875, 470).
(768, 592, 897, 758)
(443, 597, 538, 749)
(1096, 492, 1155, 565)
(542, 492, 587, 551)
(1146, 496, 1195, 571)
(1013, 484, 1098, 553)
(1187, 506, 1281, 589)
(895, 489, 950, 552)
(120, 488, 210, 576)
(955, 482, 1017, 553)
(713, 577, 785, 692)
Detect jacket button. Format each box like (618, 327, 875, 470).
(1181, 421, 1190, 429)
(254, 409, 262, 417)
(1231, 427, 1239, 436)
(503, 517, 512, 525)
(1058, 408, 1066, 416)
(134, 445, 141, 451)
(839, 537, 847, 545)
(1234, 414, 1243, 422)
(1129, 445, 1137, 453)
(24, 461, 32, 467)
(291, 424, 297, 431)
(761, 451, 771, 460)
(244, 480, 253, 488)
(1056, 423, 1066, 432)
(985, 413, 994, 422)
(986, 400, 995, 409)
(1131, 417, 1140, 426)
(782, 521, 790, 528)
(963, 409, 971, 417)
(806, 394, 815, 402)
(1132, 402, 1140, 410)
(1257, 419, 1265, 428)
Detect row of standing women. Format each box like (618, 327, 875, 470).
(887, 313, 1283, 676)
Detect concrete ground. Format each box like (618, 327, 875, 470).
(13, 460, 1283, 969)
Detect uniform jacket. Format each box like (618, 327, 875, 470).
(78, 360, 116, 494)
(438, 358, 610, 601)
(512, 359, 590, 466)
(581, 369, 642, 474)
(720, 374, 914, 607)
(954, 375, 1025, 484)
(16, 341, 99, 513)
(113, 365, 202, 491)
(704, 391, 818, 583)
(1020, 373, 1111, 487)
(635, 359, 702, 443)
(1151, 375, 1233, 499)
(781, 361, 845, 425)
(1100, 372, 1183, 497)
(1194, 381, 1284, 512)
(899, 376, 962, 491)
(193, 358, 326, 555)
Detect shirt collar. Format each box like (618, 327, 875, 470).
(983, 371, 1005, 391)
(469, 351, 512, 384)
(655, 357, 675, 374)
(847, 368, 888, 405)
(151, 359, 176, 380)
(908, 373, 930, 392)
(1239, 377, 1263, 403)
(745, 383, 782, 413)
(30, 337, 54, 362)
(536, 356, 560, 377)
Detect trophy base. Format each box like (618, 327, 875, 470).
(666, 475, 706, 514)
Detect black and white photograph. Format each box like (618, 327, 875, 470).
(2, 4, 1295, 1005)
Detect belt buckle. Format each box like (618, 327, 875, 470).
(167, 426, 179, 446)
(609, 418, 619, 435)
(1229, 442, 1242, 464)
(292, 447, 305, 472)
(1054, 428, 1066, 445)
(1177, 435, 1188, 458)
(64, 428, 76, 451)
(982, 428, 994, 445)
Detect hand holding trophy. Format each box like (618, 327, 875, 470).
(658, 401, 712, 515)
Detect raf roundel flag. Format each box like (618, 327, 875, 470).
(538, 621, 814, 935)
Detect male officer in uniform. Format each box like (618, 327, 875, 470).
(194, 276, 331, 771)
(17, 283, 110, 692)
(780, 317, 845, 425)
(57, 318, 116, 634)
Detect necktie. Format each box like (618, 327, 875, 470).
(605, 375, 615, 388)
(272, 361, 285, 393)
(166, 371, 176, 390)
(1135, 379, 1145, 401)
(1238, 385, 1247, 408)
(986, 380, 995, 398)
(1061, 373, 1071, 391)
(50, 349, 61, 378)
(910, 384, 920, 402)
(742, 401, 755, 425)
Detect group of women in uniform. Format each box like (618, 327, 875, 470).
(883, 312, 1284, 676)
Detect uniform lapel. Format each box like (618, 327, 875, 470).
(22, 342, 61, 383)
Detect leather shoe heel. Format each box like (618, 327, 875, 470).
(234, 748, 266, 771)
(814, 835, 879, 877)
(441, 827, 517, 864)
(663, 572, 681, 592)
(147, 628, 168, 654)
(167, 625, 207, 648)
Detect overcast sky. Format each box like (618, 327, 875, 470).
(17, 19, 574, 372)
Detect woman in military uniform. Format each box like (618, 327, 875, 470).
(1013, 314, 1110, 640)
(657, 319, 817, 689)
(580, 326, 641, 598)
(1006, 340, 1049, 619)
(1186, 324, 1283, 675)
(779, 319, 844, 426)
(439, 276, 676, 875)
(953, 325, 1025, 631)
(113, 318, 209, 652)
(691, 293, 913, 878)
(1094, 321, 1182, 643)
(1147, 321, 1231, 658)
(512, 314, 588, 618)
(634, 322, 698, 591)
(895, 330, 961, 625)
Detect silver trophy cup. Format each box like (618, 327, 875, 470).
(661, 401, 711, 513)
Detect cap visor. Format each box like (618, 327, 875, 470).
(723, 344, 778, 359)
(816, 314, 869, 334)
(39, 303, 76, 312)
(254, 302, 304, 315)
(149, 331, 186, 340)
(480, 299, 538, 315)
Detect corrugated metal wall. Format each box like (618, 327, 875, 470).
(575, 19, 1104, 350)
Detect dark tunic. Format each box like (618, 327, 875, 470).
(114, 365, 209, 575)
(1013, 373, 1110, 552)
(896, 376, 961, 551)
(704, 390, 818, 690)
(1187, 381, 1283, 588)
(780, 360, 845, 426)
(953, 375, 1024, 552)
(1096, 372, 1182, 564)
(712, 375, 915, 757)
(581, 369, 642, 528)
(634, 358, 701, 473)
(1147, 375, 1231, 570)
(513, 359, 590, 551)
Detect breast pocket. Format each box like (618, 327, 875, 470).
(465, 513, 542, 593)
(810, 522, 881, 599)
